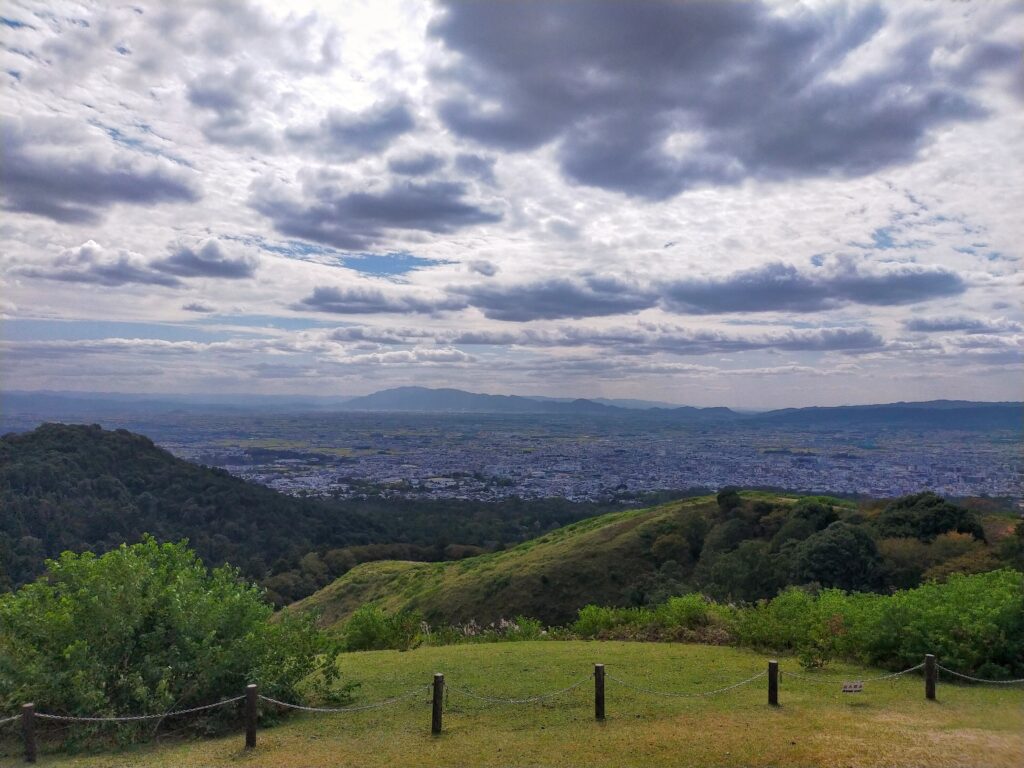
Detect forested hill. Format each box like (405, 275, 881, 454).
(0, 423, 381, 589)
(293, 489, 1022, 629)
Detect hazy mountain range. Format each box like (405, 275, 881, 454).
(3, 388, 1020, 431)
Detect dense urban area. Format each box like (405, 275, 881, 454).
(4, 406, 1018, 501)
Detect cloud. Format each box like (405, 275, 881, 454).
(1, 116, 199, 223)
(17, 238, 257, 287)
(467, 259, 499, 277)
(16, 241, 182, 287)
(293, 285, 467, 315)
(454, 153, 497, 185)
(388, 152, 446, 176)
(430, 1, 1012, 198)
(251, 176, 502, 249)
(903, 316, 1022, 334)
(152, 240, 257, 279)
(443, 324, 883, 355)
(345, 346, 474, 365)
(459, 275, 656, 321)
(182, 302, 216, 313)
(186, 65, 276, 149)
(662, 261, 965, 314)
(286, 101, 415, 159)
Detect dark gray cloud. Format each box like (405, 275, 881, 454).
(186, 66, 275, 149)
(430, 1, 1011, 198)
(17, 242, 183, 288)
(294, 285, 467, 315)
(152, 241, 257, 279)
(904, 316, 1022, 334)
(327, 322, 883, 356)
(388, 152, 445, 176)
(1, 117, 199, 223)
(459, 276, 656, 321)
(662, 262, 965, 314)
(182, 302, 216, 313)
(467, 259, 499, 277)
(252, 178, 502, 249)
(286, 101, 415, 159)
(454, 153, 497, 185)
(18, 239, 256, 287)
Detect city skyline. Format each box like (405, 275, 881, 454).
(2, 1, 1022, 409)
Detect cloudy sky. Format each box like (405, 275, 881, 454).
(2, 0, 1021, 408)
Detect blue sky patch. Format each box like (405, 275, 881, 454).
(227, 235, 451, 277)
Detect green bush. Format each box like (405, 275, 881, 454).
(863, 569, 1024, 676)
(342, 605, 423, 651)
(0, 537, 343, 735)
(655, 594, 710, 629)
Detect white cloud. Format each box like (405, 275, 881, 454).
(1, 0, 1021, 405)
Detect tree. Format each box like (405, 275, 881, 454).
(794, 522, 882, 591)
(716, 487, 742, 515)
(0, 537, 344, 732)
(873, 492, 984, 542)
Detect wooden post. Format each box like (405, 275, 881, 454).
(245, 684, 257, 749)
(768, 660, 779, 706)
(431, 673, 444, 735)
(22, 703, 36, 764)
(925, 654, 936, 701)
(594, 664, 605, 721)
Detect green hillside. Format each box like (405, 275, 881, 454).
(294, 490, 1019, 630)
(0, 423, 380, 588)
(294, 500, 678, 627)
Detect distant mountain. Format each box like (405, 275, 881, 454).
(752, 400, 1022, 430)
(340, 386, 619, 414)
(530, 396, 685, 410)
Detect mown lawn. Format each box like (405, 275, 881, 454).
(6, 641, 1022, 767)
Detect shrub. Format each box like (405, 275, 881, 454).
(0, 537, 343, 736)
(655, 593, 710, 629)
(863, 569, 1024, 676)
(342, 605, 422, 651)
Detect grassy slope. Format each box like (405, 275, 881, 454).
(17, 641, 1023, 768)
(293, 495, 718, 628)
(294, 492, 862, 629)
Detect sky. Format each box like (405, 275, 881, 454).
(1, 0, 1022, 409)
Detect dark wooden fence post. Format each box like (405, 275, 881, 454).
(925, 654, 936, 701)
(245, 684, 257, 749)
(594, 664, 605, 721)
(768, 660, 779, 706)
(431, 673, 444, 735)
(22, 703, 36, 764)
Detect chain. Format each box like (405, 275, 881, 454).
(34, 695, 245, 723)
(937, 665, 1024, 684)
(258, 686, 429, 713)
(781, 663, 923, 685)
(0, 714, 20, 726)
(604, 670, 766, 698)
(445, 676, 592, 704)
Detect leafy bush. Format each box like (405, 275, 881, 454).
(0, 537, 344, 735)
(862, 569, 1023, 677)
(342, 605, 422, 651)
(654, 594, 710, 629)
(734, 571, 1023, 676)
(572, 604, 649, 637)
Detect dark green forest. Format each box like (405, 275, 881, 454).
(0, 424, 619, 601)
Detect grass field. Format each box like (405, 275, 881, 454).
(6, 641, 1022, 767)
